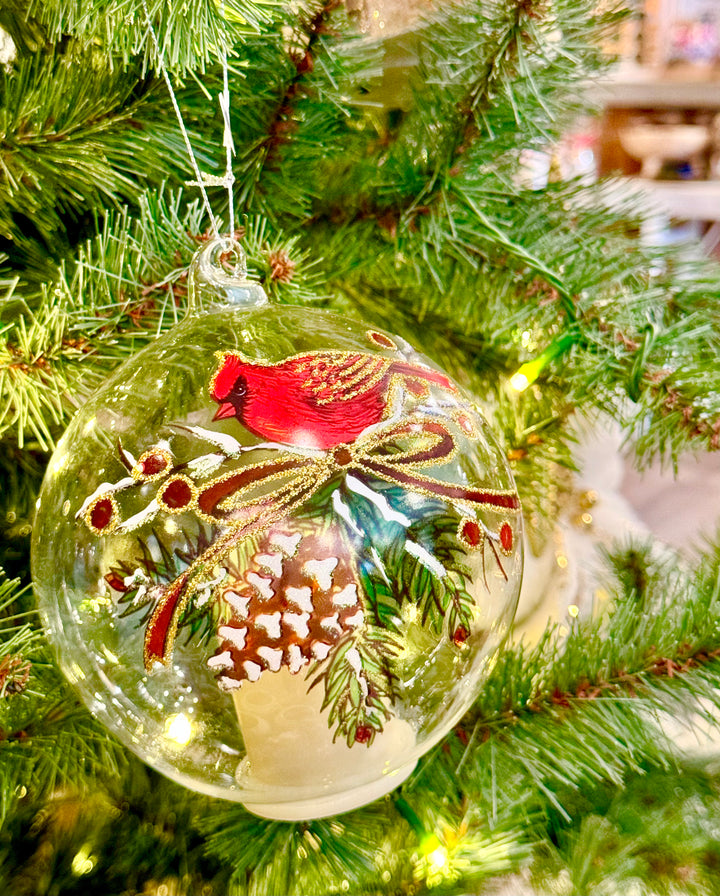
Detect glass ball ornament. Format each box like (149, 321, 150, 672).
(32, 238, 523, 820)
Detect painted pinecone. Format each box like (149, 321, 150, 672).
(208, 525, 365, 689)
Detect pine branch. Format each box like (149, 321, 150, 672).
(0, 573, 37, 691)
(0, 763, 228, 896)
(27, 0, 274, 74)
(0, 441, 43, 579)
(0, 1, 45, 58)
(230, 2, 382, 222)
(530, 764, 720, 895)
(199, 802, 412, 896)
(309, 626, 398, 747)
(0, 570, 125, 827)
(0, 44, 219, 257)
(0, 191, 327, 448)
(304, 0, 626, 228)
(318, 174, 720, 476)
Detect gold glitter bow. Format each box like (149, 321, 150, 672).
(95, 416, 518, 671)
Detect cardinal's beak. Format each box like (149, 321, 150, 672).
(213, 402, 236, 421)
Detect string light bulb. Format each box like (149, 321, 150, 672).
(509, 331, 577, 392)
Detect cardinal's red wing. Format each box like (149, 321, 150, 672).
(294, 352, 392, 405)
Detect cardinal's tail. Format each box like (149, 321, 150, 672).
(391, 361, 457, 395)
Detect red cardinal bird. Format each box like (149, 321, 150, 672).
(210, 349, 457, 450)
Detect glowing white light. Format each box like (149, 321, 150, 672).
(71, 845, 96, 876)
(509, 371, 530, 393)
(427, 846, 449, 872)
(164, 712, 194, 746)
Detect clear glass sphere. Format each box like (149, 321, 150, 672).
(32, 301, 522, 819)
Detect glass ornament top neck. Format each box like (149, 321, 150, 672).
(188, 237, 268, 312)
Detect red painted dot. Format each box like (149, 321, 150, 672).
(460, 519, 482, 547)
(367, 331, 397, 350)
(140, 451, 169, 476)
(500, 522, 513, 553)
(453, 625, 469, 647)
(355, 725, 373, 744)
(89, 498, 114, 531)
(161, 478, 193, 509)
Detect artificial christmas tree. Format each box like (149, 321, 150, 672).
(3, 0, 720, 893)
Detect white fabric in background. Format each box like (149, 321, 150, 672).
(621, 449, 720, 552)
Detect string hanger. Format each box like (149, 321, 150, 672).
(141, 0, 236, 239)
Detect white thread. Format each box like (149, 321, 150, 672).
(142, 0, 221, 239)
(219, 4, 236, 237)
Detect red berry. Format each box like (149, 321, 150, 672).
(453, 625, 469, 647)
(161, 478, 193, 510)
(367, 331, 397, 350)
(355, 725, 373, 744)
(89, 498, 115, 531)
(500, 522, 513, 553)
(460, 519, 482, 548)
(457, 413, 473, 434)
(140, 452, 169, 476)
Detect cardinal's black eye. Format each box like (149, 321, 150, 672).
(230, 375, 248, 402)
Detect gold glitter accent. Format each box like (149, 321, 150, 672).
(392, 373, 430, 400)
(146, 414, 520, 536)
(452, 410, 479, 440)
(299, 354, 392, 406)
(145, 573, 189, 671)
(458, 517, 484, 551)
(193, 456, 324, 525)
(350, 418, 518, 514)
